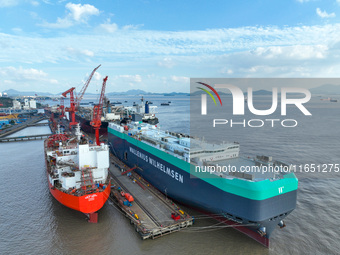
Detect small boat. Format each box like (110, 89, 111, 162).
(161, 103, 170, 106)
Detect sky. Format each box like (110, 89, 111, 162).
(1, 0, 340, 94)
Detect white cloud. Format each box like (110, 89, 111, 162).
(93, 71, 102, 81)
(99, 19, 118, 33)
(65, 3, 99, 22)
(3, 23, 340, 92)
(122, 24, 143, 30)
(4, 24, 340, 64)
(296, 0, 310, 3)
(158, 58, 175, 68)
(252, 45, 327, 60)
(0, 66, 57, 83)
(66, 47, 94, 57)
(118, 75, 142, 83)
(0, 0, 40, 7)
(30, 1, 39, 6)
(0, 0, 19, 7)
(39, 2, 99, 28)
(171, 76, 189, 83)
(316, 8, 336, 18)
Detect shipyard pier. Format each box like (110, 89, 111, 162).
(109, 154, 194, 239)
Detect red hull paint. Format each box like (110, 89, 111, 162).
(48, 180, 111, 214)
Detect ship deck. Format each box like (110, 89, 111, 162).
(209, 157, 286, 181)
(109, 154, 194, 240)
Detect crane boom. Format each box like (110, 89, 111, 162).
(76, 64, 101, 107)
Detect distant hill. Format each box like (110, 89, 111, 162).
(309, 84, 340, 95)
(163, 92, 189, 96)
(2, 88, 190, 97)
(2, 89, 54, 96)
(106, 90, 189, 96)
(106, 89, 147, 96)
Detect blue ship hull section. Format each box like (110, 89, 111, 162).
(108, 132, 297, 237)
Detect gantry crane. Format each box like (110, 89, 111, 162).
(90, 76, 108, 145)
(62, 65, 101, 128)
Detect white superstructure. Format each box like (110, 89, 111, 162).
(109, 121, 239, 164)
(46, 127, 109, 191)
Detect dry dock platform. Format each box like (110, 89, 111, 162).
(109, 155, 194, 240)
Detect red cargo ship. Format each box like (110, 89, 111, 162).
(44, 125, 111, 222)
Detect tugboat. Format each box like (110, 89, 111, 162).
(44, 124, 111, 222)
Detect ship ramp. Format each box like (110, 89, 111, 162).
(109, 154, 194, 240)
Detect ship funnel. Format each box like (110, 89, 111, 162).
(75, 123, 82, 141)
(107, 100, 111, 113)
(145, 101, 149, 114)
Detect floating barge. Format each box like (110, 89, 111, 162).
(109, 155, 194, 239)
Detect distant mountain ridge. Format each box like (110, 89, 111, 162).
(309, 84, 340, 95)
(4, 85, 339, 97)
(2, 88, 190, 97)
(2, 89, 54, 96)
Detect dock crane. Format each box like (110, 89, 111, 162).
(62, 65, 101, 128)
(62, 87, 77, 127)
(56, 94, 65, 119)
(90, 76, 108, 145)
(59, 97, 65, 119)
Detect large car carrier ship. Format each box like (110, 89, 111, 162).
(107, 121, 298, 247)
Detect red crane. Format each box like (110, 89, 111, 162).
(76, 64, 101, 108)
(62, 87, 77, 127)
(62, 65, 101, 128)
(90, 76, 108, 145)
(59, 97, 65, 118)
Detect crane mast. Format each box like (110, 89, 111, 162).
(58, 97, 65, 119)
(62, 87, 76, 127)
(90, 76, 108, 145)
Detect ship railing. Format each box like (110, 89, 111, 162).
(130, 132, 186, 160)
